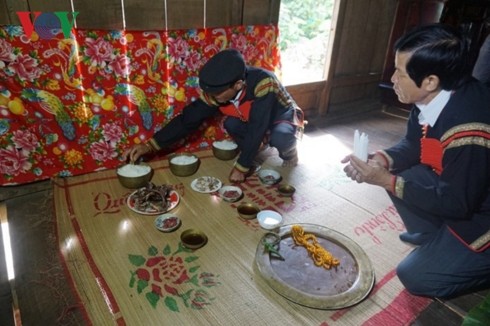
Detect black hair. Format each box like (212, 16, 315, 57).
(394, 23, 471, 90)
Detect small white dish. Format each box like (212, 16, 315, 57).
(190, 176, 222, 193)
(218, 185, 243, 202)
(258, 169, 281, 185)
(154, 213, 181, 232)
(257, 210, 283, 230)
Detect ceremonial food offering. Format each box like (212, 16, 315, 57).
(168, 153, 200, 176)
(255, 223, 375, 309)
(127, 183, 180, 215)
(258, 169, 281, 185)
(190, 176, 222, 193)
(117, 163, 153, 189)
(154, 214, 181, 232)
(180, 229, 208, 249)
(277, 184, 296, 197)
(212, 140, 239, 160)
(218, 185, 243, 202)
(237, 202, 260, 219)
(257, 210, 283, 230)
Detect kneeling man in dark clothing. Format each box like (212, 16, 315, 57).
(342, 24, 490, 298)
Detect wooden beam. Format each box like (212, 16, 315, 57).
(319, 0, 346, 116)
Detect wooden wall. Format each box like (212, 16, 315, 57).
(0, 0, 398, 119)
(0, 0, 280, 29)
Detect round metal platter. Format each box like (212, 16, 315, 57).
(255, 223, 375, 309)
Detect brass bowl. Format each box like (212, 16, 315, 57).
(180, 229, 208, 249)
(168, 153, 200, 177)
(237, 202, 260, 220)
(212, 140, 238, 161)
(277, 184, 296, 197)
(116, 164, 153, 189)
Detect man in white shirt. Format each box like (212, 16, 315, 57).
(342, 24, 490, 299)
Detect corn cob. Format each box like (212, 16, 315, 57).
(21, 88, 76, 140)
(115, 83, 153, 130)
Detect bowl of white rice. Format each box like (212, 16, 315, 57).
(168, 153, 200, 177)
(116, 163, 153, 189)
(212, 140, 238, 161)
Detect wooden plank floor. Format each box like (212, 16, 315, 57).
(0, 103, 488, 325)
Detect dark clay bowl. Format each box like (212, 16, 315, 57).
(180, 229, 208, 249)
(237, 202, 260, 219)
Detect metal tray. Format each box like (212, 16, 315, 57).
(255, 223, 375, 309)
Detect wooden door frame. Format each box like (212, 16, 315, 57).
(285, 0, 345, 118)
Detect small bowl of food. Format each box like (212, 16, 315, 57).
(212, 140, 239, 160)
(117, 163, 153, 189)
(154, 214, 181, 232)
(180, 229, 208, 249)
(258, 169, 281, 185)
(257, 210, 283, 230)
(218, 185, 243, 202)
(168, 153, 200, 177)
(277, 184, 296, 197)
(237, 202, 260, 220)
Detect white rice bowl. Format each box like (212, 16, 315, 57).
(117, 164, 152, 177)
(213, 140, 238, 150)
(170, 155, 199, 165)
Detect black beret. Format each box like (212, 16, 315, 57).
(199, 48, 246, 94)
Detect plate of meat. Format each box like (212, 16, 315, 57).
(127, 183, 180, 215)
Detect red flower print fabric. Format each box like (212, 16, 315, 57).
(0, 25, 280, 185)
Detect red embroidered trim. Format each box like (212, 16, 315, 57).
(219, 90, 251, 121)
(420, 125, 443, 175)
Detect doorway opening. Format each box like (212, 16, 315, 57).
(278, 0, 336, 86)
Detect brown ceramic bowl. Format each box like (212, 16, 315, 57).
(277, 184, 296, 197)
(180, 229, 208, 249)
(237, 202, 260, 220)
(212, 140, 239, 161)
(116, 163, 153, 189)
(168, 153, 200, 177)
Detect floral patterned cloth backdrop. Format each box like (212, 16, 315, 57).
(0, 24, 280, 185)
